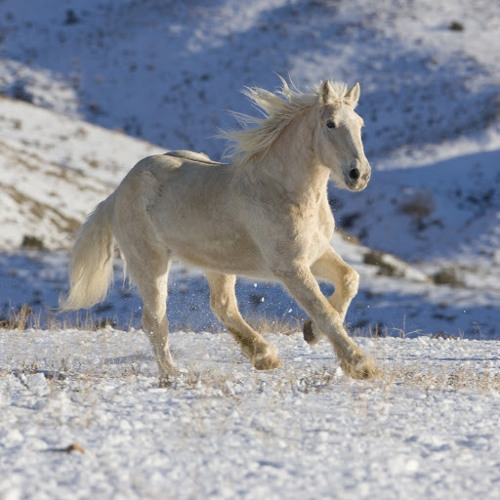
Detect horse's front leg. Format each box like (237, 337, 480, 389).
(303, 247, 359, 345)
(274, 263, 379, 379)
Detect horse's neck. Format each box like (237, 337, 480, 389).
(245, 110, 329, 204)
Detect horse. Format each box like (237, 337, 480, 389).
(61, 78, 380, 386)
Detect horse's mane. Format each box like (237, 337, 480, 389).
(221, 77, 350, 165)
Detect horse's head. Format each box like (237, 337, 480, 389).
(315, 80, 371, 192)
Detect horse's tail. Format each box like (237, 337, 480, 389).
(60, 193, 116, 311)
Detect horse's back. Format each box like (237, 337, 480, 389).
(164, 150, 226, 166)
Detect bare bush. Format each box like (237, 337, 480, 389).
(400, 189, 435, 220)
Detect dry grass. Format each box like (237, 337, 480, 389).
(248, 315, 302, 336)
(363, 250, 405, 278)
(432, 267, 465, 287)
(0, 304, 119, 331)
(0, 303, 301, 336)
(378, 363, 500, 393)
(0, 304, 34, 330)
(400, 189, 435, 220)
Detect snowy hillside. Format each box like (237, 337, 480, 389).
(1, 0, 499, 338)
(1, 0, 498, 158)
(0, 96, 163, 250)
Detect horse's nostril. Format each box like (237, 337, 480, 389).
(349, 168, 360, 180)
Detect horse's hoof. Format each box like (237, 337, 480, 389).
(254, 355, 282, 370)
(253, 345, 282, 370)
(158, 369, 178, 388)
(158, 376, 176, 388)
(158, 378, 172, 388)
(303, 319, 320, 345)
(341, 355, 382, 380)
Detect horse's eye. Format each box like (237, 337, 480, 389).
(326, 120, 336, 129)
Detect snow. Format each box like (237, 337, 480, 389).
(1, 328, 500, 499)
(0, 96, 163, 250)
(0, 0, 500, 496)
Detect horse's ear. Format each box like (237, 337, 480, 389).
(345, 82, 360, 108)
(320, 80, 333, 105)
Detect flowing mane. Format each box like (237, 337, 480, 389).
(221, 78, 350, 164)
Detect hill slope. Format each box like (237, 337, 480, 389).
(0, 96, 163, 250)
(0, 0, 498, 337)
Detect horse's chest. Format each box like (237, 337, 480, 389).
(294, 204, 335, 259)
(299, 200, 334, 236)
(304, 226, 332, 262)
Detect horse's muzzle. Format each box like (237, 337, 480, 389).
(346, 160, 371, 191)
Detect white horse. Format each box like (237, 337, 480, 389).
(61, 78, 380, 385)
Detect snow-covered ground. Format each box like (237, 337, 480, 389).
(0, 0, 499, 497)
(1, 328, 500, 499)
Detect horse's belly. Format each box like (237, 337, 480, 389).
(167, 233, 268, 277)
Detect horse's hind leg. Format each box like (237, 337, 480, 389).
(125, 246, 175, 386)
(207, 272, 281, 370)
(303, 247, 360, 345)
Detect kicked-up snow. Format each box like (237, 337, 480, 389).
(1, 328, 499, 499)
